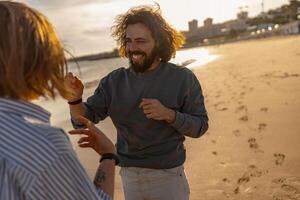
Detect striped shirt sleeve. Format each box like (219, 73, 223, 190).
(27, 153, 112, 200)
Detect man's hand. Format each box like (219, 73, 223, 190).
(64, 72, 84, 102)
(139, 98, 176, 123)
(68, 116, 116, 156)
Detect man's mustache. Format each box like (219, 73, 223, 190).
(128, 51, 146, 57)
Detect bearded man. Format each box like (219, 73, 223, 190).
(65, 5, 209, 200)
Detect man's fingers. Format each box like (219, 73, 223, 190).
(75, 79, 84, 87)
(139, 99, 156, 108)
(143, 109, 153, 115)
(141, 104, 153, 110)
(139, 101, 146, 108)
(65, 73, 82, 85)
(146, 114, 163, 120)
(66, 72, 74, 78)
(146, 113, 156, 119)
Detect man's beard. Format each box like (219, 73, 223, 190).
(128, 49, 157, 73)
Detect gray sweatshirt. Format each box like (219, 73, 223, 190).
(73, 62, 208, 169)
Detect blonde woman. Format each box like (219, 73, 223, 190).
(0, 1, 117, 199)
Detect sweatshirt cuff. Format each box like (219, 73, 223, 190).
(170, 111, 185, 130)
(71, 117, 86, 129)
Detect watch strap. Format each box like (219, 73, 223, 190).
(100, 153, 120, 165)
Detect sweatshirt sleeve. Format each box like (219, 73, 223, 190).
(71, 76, 110, 129)
(170, 73, 209, 138)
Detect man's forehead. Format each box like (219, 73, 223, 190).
(125, 23, 153, 39)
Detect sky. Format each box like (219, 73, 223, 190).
(16, 0, 289, 56)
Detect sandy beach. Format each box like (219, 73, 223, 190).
(187, 35, 300, 200)
(50, 35, 300, 200)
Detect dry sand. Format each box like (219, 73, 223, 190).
(63, 36, 300, 200)
(188, 35, 300, 200)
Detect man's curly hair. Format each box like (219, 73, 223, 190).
(111, 4, 185, 63)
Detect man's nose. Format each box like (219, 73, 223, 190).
(127, 41, 139, 52)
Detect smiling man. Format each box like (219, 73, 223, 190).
(125, 23, 160, 73)
(65, 4, 209, 200)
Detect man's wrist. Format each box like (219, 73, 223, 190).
(68, 98, 82, 105)
(165, 109, 176, 124)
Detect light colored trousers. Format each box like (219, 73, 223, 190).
(120, 165, 190, 200)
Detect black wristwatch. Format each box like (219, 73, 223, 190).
(68, 98, 82, 105)
(100, 153, 120, 165)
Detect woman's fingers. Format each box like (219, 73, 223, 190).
(75, 115, 90, 125)
(78, 136, 90, 144)
(78, 143, 92, 148)
(68, 129, 90, 136)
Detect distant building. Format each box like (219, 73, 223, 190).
(188, 19, 198, 34)
(204, 18, 213, 27)
(197, 24, 223, 39)
(184, 16, 249, 44)
(185, 18, 224, 40)
(278, 20, 300, 34)
(223, 19, 248, 33)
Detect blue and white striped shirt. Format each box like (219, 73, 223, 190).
(0, 98, 111, 200)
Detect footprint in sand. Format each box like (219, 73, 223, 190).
(234, 165, 267, 194)
(234, 187, 240, 194)
(222, 178, 230, 183)
(247, 165, 267, 177)
(214, 101, 228, 111)
(215, 90, 222, 98)
(271, 176, 300, 200)
(234, 174, 251, 194)
(235, 105, 247, 113)
(240, 91, 246, 97)
(260, 107, 268, 112)
(258, 123, 267, 131)
(211, 140, 216, 144)
(212, 151, 218, 156)
(237, 174, 250, 185)
(248, 137, 259, 149)
(233, 129, 241, 137)
(218, 162, 227, 167)
(274, 153, 286, 165)
(239, 115, 249, 122)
